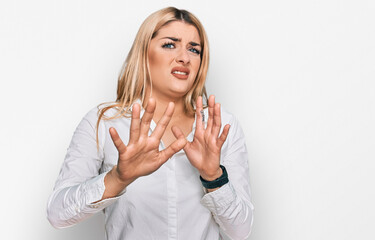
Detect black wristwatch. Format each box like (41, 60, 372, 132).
(200, 165, 229, 189)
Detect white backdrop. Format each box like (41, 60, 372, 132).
(1, 0, 374, 239)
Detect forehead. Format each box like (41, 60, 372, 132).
(155, 21, 201, 43)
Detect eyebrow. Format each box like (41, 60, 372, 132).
(161, 37, 200, 47)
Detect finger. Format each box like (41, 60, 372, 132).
(211, 103, 222, 138)
(128, 103, 141, 144)
(217, 124, 230, 148)
(109, 127, 127, 153)
(159, 135, 187, 163)
(172, 125, 192, 151)
(150, 102, 174, 140)
(140, 98, 156, 137)
(195, 96, 204, 133)
(171, 125, 185, 139)
(206, 95, 215, 133)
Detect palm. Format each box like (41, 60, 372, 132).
(172, 95, 230, 179)
(185, 131, 221, 170)
(116, 140, 162, 178)
(109, 99, 187, 183)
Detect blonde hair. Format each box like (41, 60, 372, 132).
(96, 7, 209, 147)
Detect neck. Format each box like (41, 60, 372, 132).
(143, 88, 189, 123)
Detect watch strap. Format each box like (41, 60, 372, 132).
(200, 165, 229, 189)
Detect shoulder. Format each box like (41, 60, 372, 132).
(77, 104, 125, 148)
(219, 106, 246, 141)
(216, 106, 241, 128)
(72, 105, 121, 137)
(82, 103, 122, 123)
(219, 107, 248, 161)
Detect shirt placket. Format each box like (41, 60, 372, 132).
(148, 108, 206, 240)
(149, 119, 178, 240)
(166, 153, 177, 240)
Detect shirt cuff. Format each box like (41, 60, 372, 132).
(200, 182, 236, 212)
(82, 171, 126, 213)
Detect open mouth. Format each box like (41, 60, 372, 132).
(172, 70, 188, 75)
(171, 67, 190, 79)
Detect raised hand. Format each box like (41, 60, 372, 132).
(103, 99, 187, 198)
(172, 95, 230, 181)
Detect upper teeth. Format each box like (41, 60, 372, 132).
(173, 71, 187, 75)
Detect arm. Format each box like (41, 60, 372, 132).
(201, 116, 254, 240)
(47, 100, 187, 228)
(173, 95, 254, 239)
(47, 108, 118, 228)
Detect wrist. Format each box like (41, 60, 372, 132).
(200, 165, 229, 190)
(200, 168, 222, 181)
(111, 166, 135, 186)
(102, 166, 134, 199)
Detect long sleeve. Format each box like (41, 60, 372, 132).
(201, 116, 254, 240)
(47, 108, 122, 228)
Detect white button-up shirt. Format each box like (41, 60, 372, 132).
(47, 103, 254, 240)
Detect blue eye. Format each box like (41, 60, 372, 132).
(162, 42, 175, 49)
(189, 48, 201, 55)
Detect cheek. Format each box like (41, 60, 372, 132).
(148, 50, 159, 69)
(149, 50, 173, 70)
(190, 67, 200, 86)
(149, 55, 163, 79)
(192, 59, 201, 76)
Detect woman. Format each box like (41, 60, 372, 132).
(47, 7, 254, 240)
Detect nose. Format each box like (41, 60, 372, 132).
(175, 49, 190, 65)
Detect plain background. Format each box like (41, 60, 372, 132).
(1, 0, 374, 239)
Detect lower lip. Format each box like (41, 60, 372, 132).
(171, 72, 189, 80)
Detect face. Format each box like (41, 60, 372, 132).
(147, 21, 202, 100)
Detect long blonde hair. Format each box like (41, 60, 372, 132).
(96, 7, 210, 147)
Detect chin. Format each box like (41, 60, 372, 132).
(168, 81, 192, 92)
(165, 86, 191, 98)
(168, 90, 190, 98)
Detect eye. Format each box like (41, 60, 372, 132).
(162, 42, 175, 49)
(189, 47, 201, 55)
